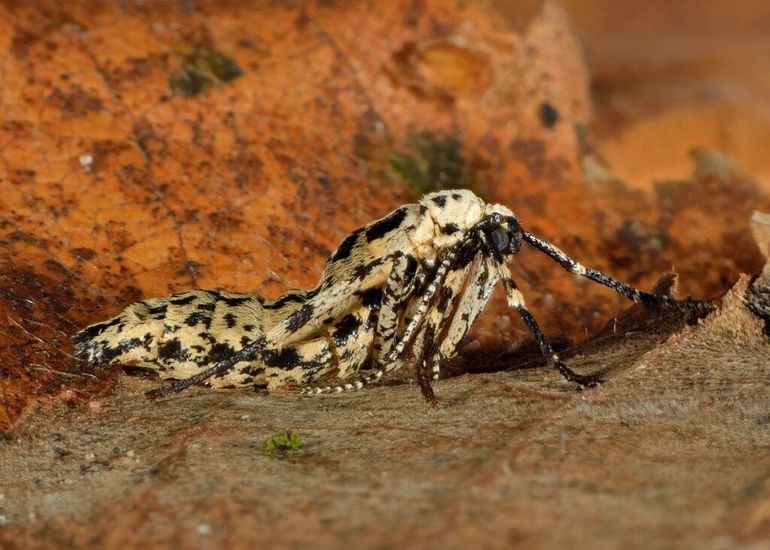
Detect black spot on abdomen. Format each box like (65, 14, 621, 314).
(158, 338, 188, 362)
(208, 342, 236, 364)
(147, 304, 168, 317)
(263, 347, 301, 369)
(196, 301, 216, 312)
(74, 316, 121, 344)
(170, 294, 197, 306)
(218, 295, 251, 307)
(264, 292, 307, 310)
(184, 311, 212, 329)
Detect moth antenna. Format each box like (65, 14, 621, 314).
(521, 230, 717, 315)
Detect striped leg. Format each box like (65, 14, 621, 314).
(372, 253, 421, 366)
(522, 231, 717, 314)
(408, 257, 482, 402)
(494, 260, 601, 387)
(146, 336, 268, 399)
(411, 326, 440, 404)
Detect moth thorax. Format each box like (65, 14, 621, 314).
(421, 190, 487, 243)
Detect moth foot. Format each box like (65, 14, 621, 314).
(569, 372, 604, 389)
(425, 395, 442, 408)
(145, 386, 169, 400)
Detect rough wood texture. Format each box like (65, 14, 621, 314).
(1, 277, 768, 548)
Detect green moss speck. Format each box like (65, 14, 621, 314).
(261, 431, 303, 455)
(389, 131, 474, 195)
(170, 47, 243, 98)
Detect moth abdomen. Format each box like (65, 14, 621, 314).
(73, 298, 167, 366)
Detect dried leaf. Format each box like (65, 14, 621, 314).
(0, 1, 767, 432)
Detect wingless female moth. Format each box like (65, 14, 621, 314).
(75, 190, 716, 403)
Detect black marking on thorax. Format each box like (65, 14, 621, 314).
(365, 207, 407, 242)
(431, 195, 447, 208)
(403, 255, 418, 285)
(436, 287, 454, 313)
(442, 223, 460, 235)
(331, 229, 363, 262)
(452, 240, 480, 271)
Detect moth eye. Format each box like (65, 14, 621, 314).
(491, 227, 510, 253)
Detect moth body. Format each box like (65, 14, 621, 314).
(73, 189, 714, 400)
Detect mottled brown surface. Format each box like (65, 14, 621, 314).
(1, 0, 770, 547)
(1, 278, 768, 549)
(1, 0, 602, 429)
(2, 0, 767, 429)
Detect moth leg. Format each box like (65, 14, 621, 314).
(411, 324, 446, 404)
(515, 306, 601, 387)
(328, 305, 379, 381)
(495, 260, 601, 388)
(409, 318, 441, 403)
(381, 243, 467, 364)
(267, 252, 410, 349)
(372, 253, 421, 367)
(407, 253, 486, 401)
(297, 254, 420, 394)
(431, 257, 500, 380)
(522, 231, 717, 314)
(417, 359, 438, 404)
(304, 240, 466, 395)
(146, 337, 269, 399)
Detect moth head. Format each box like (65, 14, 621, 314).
(484, 204, 523, 258)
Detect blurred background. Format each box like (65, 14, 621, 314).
(498, 0, 770, 189)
